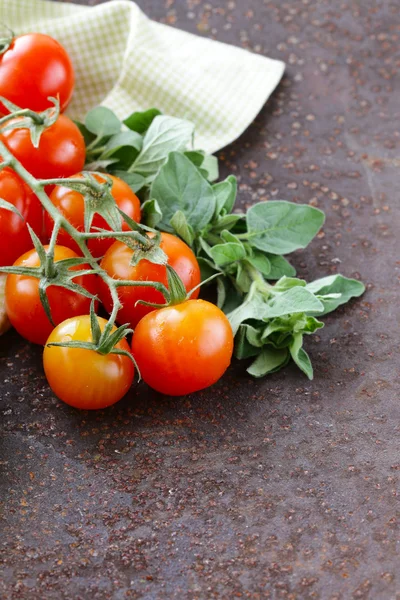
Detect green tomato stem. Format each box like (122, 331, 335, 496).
(0, 140, 166, 353)
(0, 108, 45, 126)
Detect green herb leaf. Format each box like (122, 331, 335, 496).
(184, 150, 205, 167)
(85, 107, 121, 137)
(262, 314, 324, 340)
(151, 152, 215, 233)
(201, 154, 219, 182)
(213, 175, 237, 216)
(85, 158, 119, 171)
(198, 257, 220, 281)
(290, 333, 313, 379)
(227, 283, 267, 334)
(211, 213, 243, 233)
(123, 108, 162, 134)
(209, 242, 246, 267)
(235, 262, 253, 293)
(246, 201, 325, 254)
(219, 230, 244, 245)
(197, 236, 214, 259)
(234, 325, 262, 359)
(216, 276, 227, 308)
(263, 287, 324, 319)
(273, 276, 306, 292)
(131, 116, 194, 178)
(246, 252, 271, 277)
(111, 170, 146, 193)
(170, 210, 195, 246)
(247, 347, 290, 377)
(266, 254, 296, 279)
(305, 274, 365, 315)
(104, 131, 142, 154)
(141, 199, 163, 228)
(220, 278, 245, 314)
(74, 120, 96, 146)
(101, 131, 143, 169)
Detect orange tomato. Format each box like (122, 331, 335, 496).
(98, 232, 201, 328)
(45, 174, 141, 257)
(131, 299, 234, 396)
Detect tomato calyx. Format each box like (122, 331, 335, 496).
(0, 231, 97, 326)
(0, 193, 23, 220)
(135, 265, 219, 311)
(119, 210, 168, 266)
(46, 301, 138, 368)
(0, 96, 60, 148)
(43, 173, 168, 264)
(0, 25, 14, 55)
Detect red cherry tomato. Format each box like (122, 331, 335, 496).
(131, 299, 234, 396)
(0, 33, 74, 114)
(5, 245, 98, 345)
(98, 233, 201, 328)
(44, 315, 135, 410)
(0, 114, 85, 179)
(44, 173, 141, 257)
(0, 167, 43, 266)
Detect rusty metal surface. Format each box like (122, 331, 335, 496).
(1, 1, 400, 598)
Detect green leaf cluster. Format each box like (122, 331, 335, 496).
(76, 106, 365, 379)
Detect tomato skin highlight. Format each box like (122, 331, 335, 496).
(0, 114, 85, 179)
(44, 174, 141, 257)
(0, 168, 43, 266)
(44, 315, 134, 410)
(0, 33, 74, 113)
(131, 299, 234, 396)
(5, 245, 98, 345)
(98, 233, 201, 328)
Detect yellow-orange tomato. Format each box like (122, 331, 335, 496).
(44, 315, 134, 410)
(131, 299, 234, 396)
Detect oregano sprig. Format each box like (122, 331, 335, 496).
(0, 100, 366, 379)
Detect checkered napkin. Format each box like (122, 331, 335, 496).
(0, 0, 284, 153)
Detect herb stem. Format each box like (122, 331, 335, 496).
(244, 261, 272, 297)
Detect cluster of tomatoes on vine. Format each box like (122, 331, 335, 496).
(0, 31, 234, 409)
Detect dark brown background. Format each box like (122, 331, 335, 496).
(1, 1, 400, 598)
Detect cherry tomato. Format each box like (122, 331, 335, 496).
(0, 274, 11, 335)
(98, 233, 201, 328)
(44, 173, 141, 257)
(131, 299, 234, 396)
(0, 167, 43, 266)
(5, 245, 98, 345)
(0, 33, 74, 114)
(44, 315, 134, 410)
(0, 114, 85, 179)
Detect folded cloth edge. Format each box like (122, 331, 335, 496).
(0, 0, 285, 153)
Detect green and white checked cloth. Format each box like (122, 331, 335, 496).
(0, 0, 284, 153)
